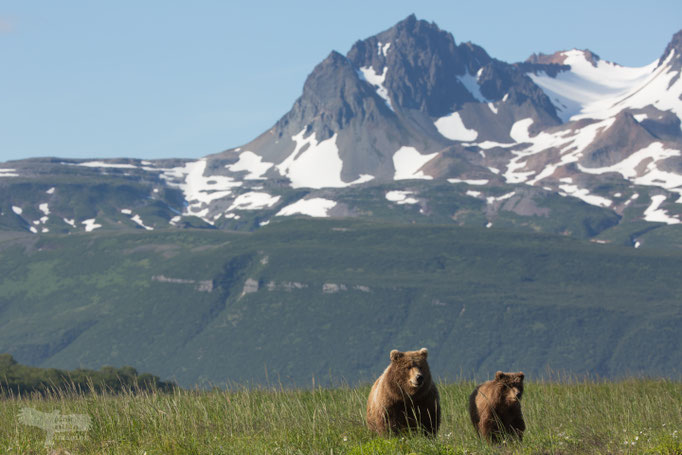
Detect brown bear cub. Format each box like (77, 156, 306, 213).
(366, 348, 440, 436)
(469, 371, 525, 443)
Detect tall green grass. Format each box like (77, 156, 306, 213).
(0, 379, 679, 454)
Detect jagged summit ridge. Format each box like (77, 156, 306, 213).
(216, 15, 561, 187)
(2, 20, 682, 238)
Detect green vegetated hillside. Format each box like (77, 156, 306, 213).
(0, 219, 680, 387)
(0, 168, 639, 241)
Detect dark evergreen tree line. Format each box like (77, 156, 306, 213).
(0, 354, 177, 395)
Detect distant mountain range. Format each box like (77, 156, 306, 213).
(2, 15, 682, 247)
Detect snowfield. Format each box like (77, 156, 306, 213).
(578, 142, 682, 198)
(228, 192, 281, 211)
(226, 151, 274, 180)
(82, 219, 102, 232)
(434, 112, 478, 141)
(276, 198, 337, 217)
(393, 147, 437, 180)
(643, 195, 680, 224)
(385, 190, 418, 205)
(458, 70, 489, 103)
(277, 130, 347, 189)
(358, 66, 394, 111)
(528, 50, 660, 122)
(0, 169, 19, 177)
(75, 161, 138, 169)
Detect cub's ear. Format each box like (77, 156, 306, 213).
(390, 350, 404, 362)
(495, 371, 506, 380)
(419, 348, 428, 358)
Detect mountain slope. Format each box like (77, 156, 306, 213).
(0, 220, 680, 386)
(3, 16, 682, 245)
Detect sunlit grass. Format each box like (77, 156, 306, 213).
(0, 379, 679, 454)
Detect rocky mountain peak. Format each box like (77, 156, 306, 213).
(526, 49, 602, 69)
(658, 29, 682, 69)
(348, 16, 496, 118)
(526, 51, 568, 65)
(4, 20, 682, 239)
(273, 50, 380, 142)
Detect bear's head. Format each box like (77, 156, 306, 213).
(389, 348, 432, 394)
(495, 371, 524, 404)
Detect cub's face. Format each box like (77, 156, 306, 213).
(495, 371, 524, 403)
(390, 348, 431, 392)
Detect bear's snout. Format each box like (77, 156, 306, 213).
(414, 373, 424, 386)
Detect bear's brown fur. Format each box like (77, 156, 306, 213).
(366, 348, 440, 436)
(469, 371, 525, 442)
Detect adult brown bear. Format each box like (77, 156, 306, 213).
(366, 348, 440, 436)
(469, 371, 525, 442)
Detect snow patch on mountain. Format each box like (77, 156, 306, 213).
(131, 214, 154, 230)
(11, 206, 22, 215)
(76, 161, 138, 169)
(578, 142, 682, 197)
(558, 184, 612, 208)
(277, 130, 350, 189)
(486, 191, 516, 205)
(528, 50, 659, 122)
(643, 195, 680, 224)
(358, 66, 394, 111)
(386, 190, 418, 205)
(509, 118, 535, 142)
(505, 117, 616, 185)
(120, 209, 153, 230)
(458, 71, 489, 103)
(0, 168, 18, 177)
(228, 192, 281, 211)
(475, 140, 516, 149)
(393, 147, 437, 180)
(226, 151, 274, 180)
(161, 159, 241, 221)
(434, 112, 478, 141)
(448, 178, 489, 185)
(82, 218, 101, 232)
(276, 198, 337, 217)
(584, 51, 682, 126)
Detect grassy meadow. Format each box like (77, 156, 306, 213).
(0, 379, 680, 454)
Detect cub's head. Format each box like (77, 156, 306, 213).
(389, 348, 432, 394)
(495, 371, 525, 402)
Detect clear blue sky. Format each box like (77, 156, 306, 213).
(1, 1, 680, 162)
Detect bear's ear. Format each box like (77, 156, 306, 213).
(518, 372, 525, 381)
(495, 371, 506, 380)
(390, 350, 403, 362)
(419, 348, 428, 359)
